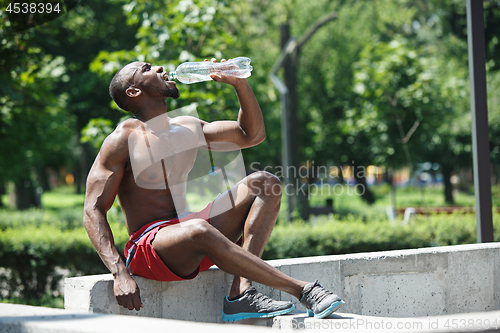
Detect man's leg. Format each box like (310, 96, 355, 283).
(151, 218, 306, 298)
(152, 186, 345, 320)
(208, 171, 284, 298)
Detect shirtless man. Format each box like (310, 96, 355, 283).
(83, 58, 344, 322)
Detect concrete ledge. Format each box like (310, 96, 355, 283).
(0, 304, 269, 333)
(3, 304, 500, 333)
(274, 310, 500, 332)
(65, 243, 500, 323)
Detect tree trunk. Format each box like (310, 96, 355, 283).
(442, 165, 455, 205)
(281, 23, 309, 220)
(280, 24, 300, 173)
(36, 166, 50, 192)
(74, 142, 90, 194)
(14, 178, 41, 210)
(492, 161, 499, 185)
(0, 183, 5, 207)
(278, 13, 337, 221)
(385, 168, 397, 209)
(353, 169, 375, 204)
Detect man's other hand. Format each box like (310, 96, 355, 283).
(114, 273, 144, 311)
(205, 58, 246, 87)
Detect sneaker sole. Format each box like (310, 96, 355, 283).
(307, 300, 345, 319)
(221, 304, 295, 322)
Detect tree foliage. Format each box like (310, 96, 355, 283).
(1, 12, 76, 207)
(2, 0, 499, 209)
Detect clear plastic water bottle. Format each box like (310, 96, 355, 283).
(168, 57, 253, 84)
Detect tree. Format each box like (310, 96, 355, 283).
(350, 35, 472, 205)
(33, 0, 140, 193)
(0, 13, 75, 208)
(1, 0, 144, 207)
(273, 10, 338, 220)
(294, 0, 418, 206)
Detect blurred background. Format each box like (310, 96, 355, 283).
(1, 0, 500, 308)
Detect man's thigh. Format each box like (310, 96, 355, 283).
(208, 175, 256, 243)
(151, 220, 207, 279)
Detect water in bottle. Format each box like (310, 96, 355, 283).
(168, 57, 253, 84)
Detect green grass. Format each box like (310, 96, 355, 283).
(0, 295, 64, 309)
(185, 191, 220, 212)
(1, 186, 84, 211)
(1, 194, 7, 207)
(371, 185, 476, 207)
(41, 187, 85, 210)
(303, 183, 479, 219)
(1, 183, 495, 222)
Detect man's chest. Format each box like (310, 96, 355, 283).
(128, 122, 200, 188)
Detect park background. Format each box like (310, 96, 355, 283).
(1, 0, 500, 309)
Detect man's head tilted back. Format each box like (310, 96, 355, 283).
(109, 62, 138, 112)
(109, 61, 179, 114)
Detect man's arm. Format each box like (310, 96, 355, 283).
(201, 62, 266, 148)
(83, 128, 143, 311)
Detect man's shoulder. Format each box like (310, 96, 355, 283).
(104, 118, 142, 145)
(98, 118, 142, 160)
(117, 117, 144, 134)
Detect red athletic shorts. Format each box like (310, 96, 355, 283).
(124, 201, 216, 282)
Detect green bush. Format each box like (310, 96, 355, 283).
(0, 222, 129, 300)
(262, 212, 500, 260)
(0, 208, 83, 230)
(1, 204, 498, 307)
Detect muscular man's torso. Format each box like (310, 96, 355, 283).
(116, 115, 202, 235)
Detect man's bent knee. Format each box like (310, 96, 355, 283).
(249, 171, 282, 198)
(185, 219, 219, 245)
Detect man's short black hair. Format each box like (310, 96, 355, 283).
(109, 67, 132, 112)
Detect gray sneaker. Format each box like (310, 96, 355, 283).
(300, 280, 344, 319)
(221, 287, 295, 322)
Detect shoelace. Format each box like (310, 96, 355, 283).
(248, 291, 273, 308)
(307, 284, 334, 304)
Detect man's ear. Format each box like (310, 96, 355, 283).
(126, 86, 142, 98)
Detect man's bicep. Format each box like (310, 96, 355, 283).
(85, 159, 123, 212)
(85, 161, 119, 213)
(201, 120, 247, 146)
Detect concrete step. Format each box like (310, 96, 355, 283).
(273, 310, 500, 332)
(0, 303, 269, 333)
(65, 243, 500, 324)
(226, 317, 274, 327)
(3, 303, 500, 332)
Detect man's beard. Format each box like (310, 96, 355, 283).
(164, 86, 180, 99)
